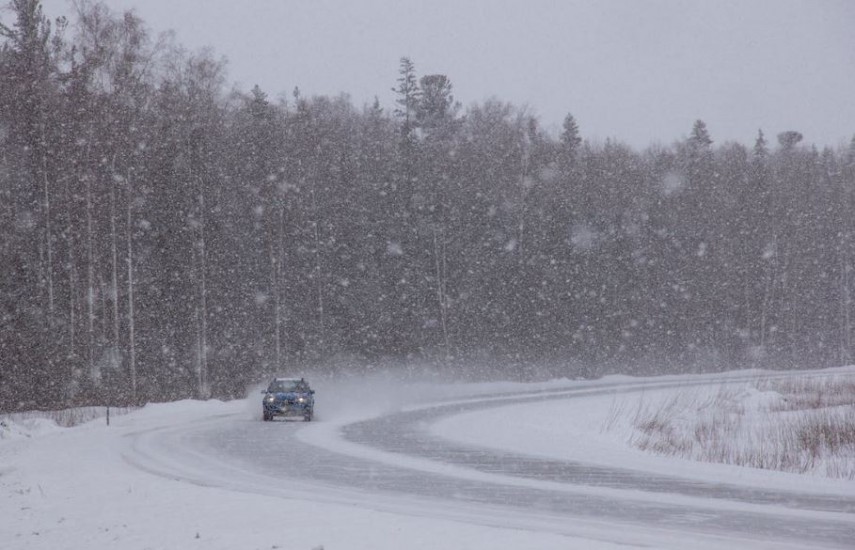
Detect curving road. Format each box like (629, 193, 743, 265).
(125, 376, 855, 549)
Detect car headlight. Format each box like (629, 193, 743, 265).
(265, 395, 274, 403)
(297, 397, 306, 403)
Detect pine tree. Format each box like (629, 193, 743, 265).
(393, 57, 421, 143)
(690, 119, 713, 148)
(560, 113, 582, 154)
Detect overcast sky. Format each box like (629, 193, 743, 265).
(34, 0, 855, 149)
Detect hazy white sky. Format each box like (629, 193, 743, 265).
(34, 0, 855, 148)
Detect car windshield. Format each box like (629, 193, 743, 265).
(268, 379, 308, 393)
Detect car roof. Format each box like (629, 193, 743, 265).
(272, 377, 308, 383)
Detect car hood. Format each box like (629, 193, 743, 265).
(268, 391, 311, 400)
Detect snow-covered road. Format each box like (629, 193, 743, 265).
(3, 369, 854, 549)
(121, 372, 854, 549)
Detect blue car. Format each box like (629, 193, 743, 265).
(262, 377, 315, 421)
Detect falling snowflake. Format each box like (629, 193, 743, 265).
(386, 242, 403, 256)
(570, 224, 598, 250)
(662, 171, 684, 195)
(762, 243, 776, 260)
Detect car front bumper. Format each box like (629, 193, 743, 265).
(263, 402, 312, 416)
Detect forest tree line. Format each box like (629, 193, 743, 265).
(2, 0, 854, 409)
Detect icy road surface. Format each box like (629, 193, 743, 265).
(124, 372, 855, 550)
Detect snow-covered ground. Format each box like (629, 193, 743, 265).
(1, 368, 853, 549)
(433, 367, 855, 489)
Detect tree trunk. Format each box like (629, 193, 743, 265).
(272, 204, 284, 367)
(40, 145, 54, 323)
(310, 181, 325, 346)
(759, 235, 780, 352)
(126, 169, 137, 402)
(196, 177, 209, 398)
(85, 173, 96, 382)
(109, 162, 121, 368)
(64, 176, 77, 357)
(840, 242, 852, 363)
(517, 142, 530, 260)
(433, 227, 450, 359)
